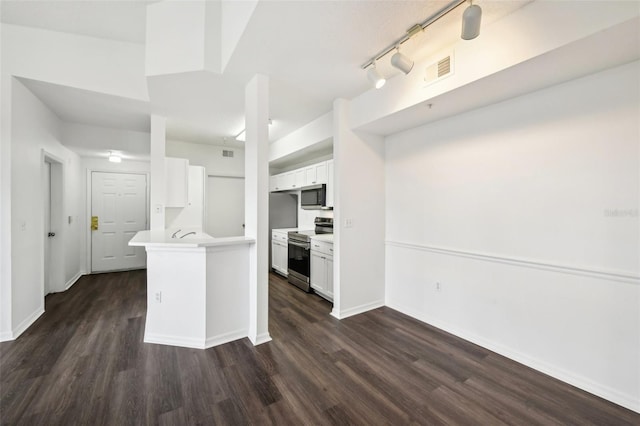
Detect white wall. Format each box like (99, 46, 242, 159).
(385, 61, 640, 412)
(332, 99, 386, 319)
(63, 123, 150, 160)
(1, 24, 147, 101)
(270, 111, 332, 163)
(145, 1, 206, 77)
(220, 0, 258, 72)
(166, 139, 245, 177)
(9, 78, 83, 338)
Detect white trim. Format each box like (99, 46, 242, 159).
(331, 299, 384, 320)
(205, 329, 248, 348)
(0, 331, 12, 342)
(10, 307, 45, 340)
(144, 333, 206, 349)
(249, 332, 272, 346)
(387, 300, 640, 414)
(386, 240, 639, 284)
(63, 271, 84, 291)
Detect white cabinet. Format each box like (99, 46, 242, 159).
(304, 161, 327, 187)
(325, 159, 334, 208)
(270, 160, 332, 193)
(271, 230, 289, 276)
(310, 238, 333, 301)
(165, 157, 189, 207)
(292, 169, 305, 189)
(270, 171, 297, 192)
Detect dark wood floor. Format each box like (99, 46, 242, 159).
(1, 271, 638, 425)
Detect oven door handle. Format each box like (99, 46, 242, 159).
(288, 240, 310, 249)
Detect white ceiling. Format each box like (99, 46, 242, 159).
(0, 0, 156, 44)
(1, 0, 531, 160)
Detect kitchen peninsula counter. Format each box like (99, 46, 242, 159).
(129, 230, 254, 350)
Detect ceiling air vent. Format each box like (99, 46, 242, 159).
(222, 150, 234, 158)
(424, 52, 454, 87)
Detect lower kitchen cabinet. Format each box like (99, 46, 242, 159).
(271, 240, 288, 276)
(310, 250, 333, 302)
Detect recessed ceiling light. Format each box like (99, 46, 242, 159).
(108, 151, 122, 163)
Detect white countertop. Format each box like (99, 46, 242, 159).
(129, 230, 255, 248)
(272, 227, 299, 233)
(310, 234, 334, 243)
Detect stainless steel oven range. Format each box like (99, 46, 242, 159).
(287, 217, 333, 292)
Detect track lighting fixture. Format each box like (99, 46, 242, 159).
(361, 0, 482, 86)
(108, 151, 122, 163)
(390, 48, 414, 75)
(461, 1, 482, 40)
(367, 63, 386, 89)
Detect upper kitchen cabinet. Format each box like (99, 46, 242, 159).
(165, 157, 189, 207)
(293, 169, 305, 189)
(270, 159, 331, 193)
(304, 161, 327, 186)
(270, 171, 295, 192)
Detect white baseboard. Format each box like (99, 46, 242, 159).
(0, 331, 13, 342)
(205, 329, 248, 348)
(331, 299, 385, 320)
(387, 300, 640, 414)
(249, 331, 272, 346)
(144, 329, 251, 350)
(64, 271, 85, 291)
(9, 307, 45, 341)
(144, 332, 206, 349)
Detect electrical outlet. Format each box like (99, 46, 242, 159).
(155, 291, 162, 303)
(344, 218, 353, 228)
(436, 282, 442, 292)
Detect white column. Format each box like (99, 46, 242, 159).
(245, 74, 271, 345)
(332, 98, 386, 320)
(150, 115, 166, 231)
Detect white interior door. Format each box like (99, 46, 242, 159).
(43, 161, 51, 295)
(206, 176, 245, 237)
(91, 172, 147, 272)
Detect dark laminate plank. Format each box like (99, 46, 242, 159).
(1, 270, 638, 425)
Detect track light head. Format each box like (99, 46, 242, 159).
(461, 2, 482, 40)
(390, 49, 414, 75)
(367, 64, 386, 89)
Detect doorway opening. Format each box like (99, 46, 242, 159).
(42, 152, 63, 297)
(206, 175, 245, 237)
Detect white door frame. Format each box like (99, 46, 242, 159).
(85, 169, 150, 274)
(41, 150, 64, 299)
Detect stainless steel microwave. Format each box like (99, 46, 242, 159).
(301, 184, 327, 210)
